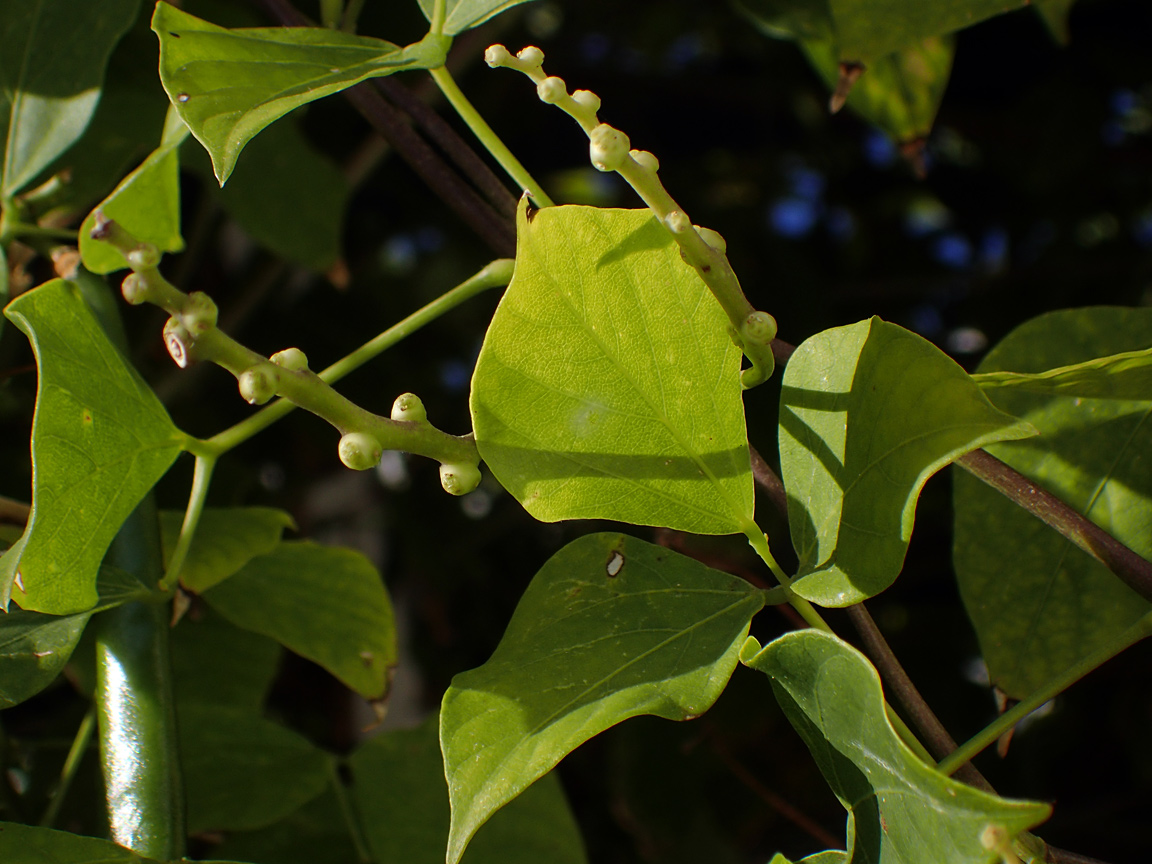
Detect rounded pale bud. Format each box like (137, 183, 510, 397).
(742, 311, 778, 345)
(537, 76, 567, 104)
(589, 124, 630, 173)
(695, 225, 727, 254)
(630, 149, 659, 173)
(338, 432, 383, 471)
(239, 367, 276, 405)
(182, 292, 218, 335)
(163, 317, 194, 368)
(484, 44, 511, 67)
(391, 392, 427, 423)
(571, 90, 601, 115)
(270, 347, 309, 372)
(664, 210, 692, 234)
(439, 461, 482, 496)
(127, 243, 161, 271)
(516, 46, 544, 68)
(121, 272, 150, 305)
(980, 824, 1010, 852)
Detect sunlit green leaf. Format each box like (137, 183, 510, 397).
(779, 317, 1034, 607)
(79, 107, 188, 274)
(441, 533, 765, 864)
(416, 0, 540, 35)
(954, 307, 1152, 698)
(801, 37, 954, 142)
(769, 853, 848, 864)
(179, 703, 329, 834)
(972, 344, 1152, 400)
(351, 716, 587, 864)
(152, 2, 448, 184)
(1, 279, 186, 614)
(203, 541, 395, 698)
(472, 201, 753, 535)
(0, 0, 139, 196)
(742, 630, 1051, 863)
(171, 605, 281, 710)
(159, 506, 296, 593)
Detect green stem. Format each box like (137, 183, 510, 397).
(428, 66, 555, 207)
(885, 703, 938, 767)
(340, 0, 366, 31)
(328, 759, 373, 863)
(38, 709, 96, 828)
(1, 223, 77, 243)
(159, 454, 217, 592)
(429, 0, 446, 35)
(742, 523, 833, 634)
(320, 0, 342, 28)
(938, 609, 1152, 777)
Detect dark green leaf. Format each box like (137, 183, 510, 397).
(735, 0, 835, 42)
(778, 317, 1034, 606)
(742, 630, 1051, 863)
(171, 605, 281, 710)
(78, 107, 188, 274)
(350, 715, 587, 864)
(159, 506, 296, 593)
(416, 0, 541, 35)
(0, 821, 155, 863)
(1, 279, 186, 614)
(0, 0, 140, 196)
(152, 2, 448, 184)
(472, 202, 754, 535)
(440, 533, 765, 864)
(204, 789, 359, 864)
(203, 541, 396, 698)
(178, 703, 329, 834)
(1035, 0, 1077, 43)
(954, 307, 1152, 698)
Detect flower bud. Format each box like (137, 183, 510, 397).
(571, 90, 601, 116)
(270, 347, 309, 372)
(516, 46, 544, 69)
(484, 44, 511, 67)
(163, 317, 195, 368)
(439, 461, 482, 496)
(127, 243, 161, 271)
(695, 225, 727, 254)
(742, 311, 778, 345)
(338, 432, 383, 471)
(537, 76, 567, 104)
(664, 210, 692, 234)
(589, 124, 630, 173)
(391, 392, 427, 423)
(630, 149, 659, 173)
(121, 272, 150, 305)
(239, 367, 277, 405)
(182, 292, 218, 335)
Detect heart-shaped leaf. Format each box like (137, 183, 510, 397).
(152, 2, 447, 184)
(416, 0, 540, 36)
(472, 202, 754, 535)
(2, 279, 187, 614)
(954, 307, 1152, 698)
(742, 630, 1051, 863)
(441, 532, 766, 864)
(202, 541, 396, 698)
(778, 317, 1034, 606)
(159, 506, 295, 593)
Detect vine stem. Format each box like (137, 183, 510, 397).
(327, 759, 373, 863)
(428, 65, 555, 206)
(38, 709, 96, 828)
(159, 454, 217, 592)
(938, 609, 1152, 777)
(430, 0, 446, 36)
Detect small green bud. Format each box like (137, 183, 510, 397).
(238, 367, 277, 405)
(695, 225, 727, 254)
(484, 44, 511, 67)
(121, 272, 150, 305)
(338, 432, 383, 471)
(516, 46, 544, 69)
(182, 291, 218, 335)
(589, 124, 630, 173)
(270, 347, 309, 372)
(664, 210, 692, 234)
(391, 392, 427, 423)
(630, 149, 659, 173)
(127, 243, 161, 271)
(571, 90, 601, 115)
(742, 311, 778, 345)
(537, 76, 567, 104)
(163, 317, 195, 368)
(439, 461, 482, 496)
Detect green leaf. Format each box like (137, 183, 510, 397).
(202, 541, 396, 698)
(735, 0, 835, 42)
(0, 0, 140, 196)
(440, 532, 765, 864)
(1035, 0, 1078, 44)
(78, 107, 188, 275)
(171, 605, 281, 710)
(741, 630, 1051, 863)
(350, 716, 587, 864)
(0, 822, 157, 863)
(801, 37, 954, 142)
(972, 344, 1152, 400)
(152, 2, 449, 184)
(472, 202, 754, 535)
(1, 279, 186, 614)
(205, 789, 360, 864)
(954, 307, 1152, 698)
(416, 0, 540, 35)
(769, 853, 848, 864)
(159, 505, 296, 593)
(779, 317, 1033, 607)
(178, 703, 329, 834)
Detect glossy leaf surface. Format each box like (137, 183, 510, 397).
(416, 0, 540, 35)
(351, 716, 586, 864)
(742, 630, 1051, 862)
(152, 2, 447, 183)
(955, 307, 1152, 698)
(1, 280, 185, 613)
(472, 202, 753, 535)
(159, 505, 295, 592)
(0, 0, 139, 196)
(441, 532, 765, 863)
(203, 541, 396, 698)
(79, 107, 188, 274)
(779, 317, 1033, 606)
